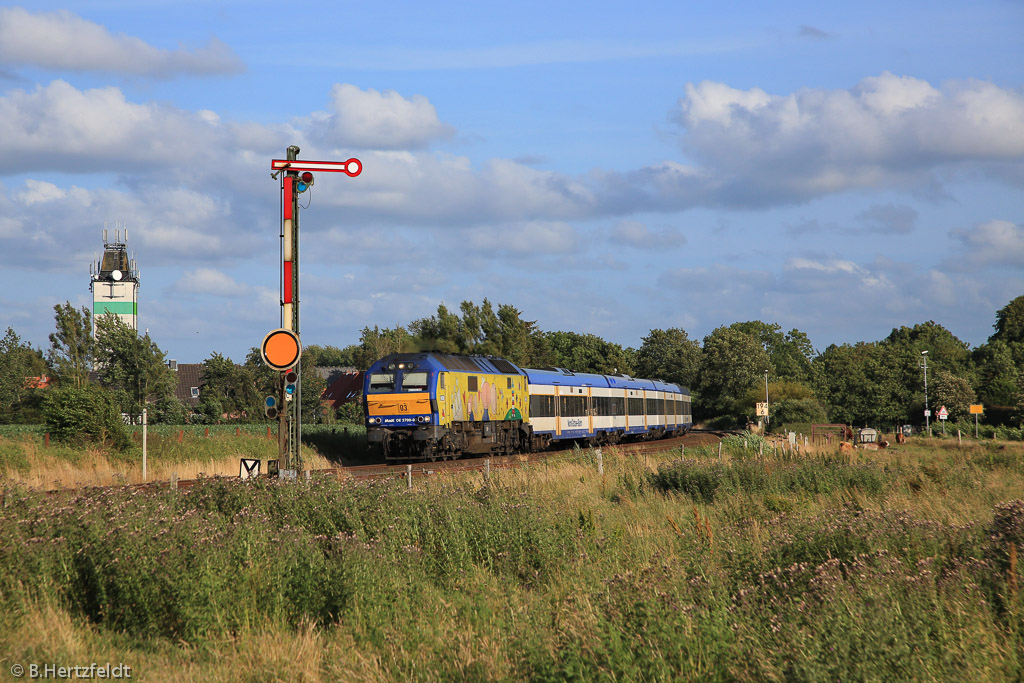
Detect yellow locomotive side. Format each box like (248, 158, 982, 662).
(437, 371, 528, 427)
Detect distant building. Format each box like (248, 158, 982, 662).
(320, 368, 364, 411)
(90, 228, 139, 335)
(166, 360, 203, 408)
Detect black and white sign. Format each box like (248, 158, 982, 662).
(239, 458, 260, 479)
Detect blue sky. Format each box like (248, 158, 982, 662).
(1, 1, 1022, 363)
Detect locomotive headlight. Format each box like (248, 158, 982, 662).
(423, 415, 431, 423)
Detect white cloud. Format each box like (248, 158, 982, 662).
(308, 84, 453, 150)
(0, 8, 243, 77)
(462, 220, 578, 256)
(173, 268, 253, 297)
(672, 73, 1024, 203)
(0, 180, 268, 271)
(0, 81, 231, 173)
(610, 220, 687, 248)
(952, 219, 1024, 269)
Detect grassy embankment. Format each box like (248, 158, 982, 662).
(0, 424, 366, 489)
(1, 434, 1022, 681)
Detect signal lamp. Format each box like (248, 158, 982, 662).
(296, 171, 314, 193)
(285, 369, 298, 384)
(266, 406, 279, 419)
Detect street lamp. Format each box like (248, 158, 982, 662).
(921, 350, 930, 436)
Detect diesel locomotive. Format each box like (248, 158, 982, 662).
(363, 352, 692, 463)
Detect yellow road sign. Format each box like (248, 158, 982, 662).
(969, 404, 984, 415)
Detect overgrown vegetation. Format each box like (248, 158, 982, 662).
(1, 438, 1022, 680)
(0, 424, 348, 488)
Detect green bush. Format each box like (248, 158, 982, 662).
(42, 384, 132, 451)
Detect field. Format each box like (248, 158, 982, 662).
(0, 425, 367, 489)
(1, 434, 1022, 681)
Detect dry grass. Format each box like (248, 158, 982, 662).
(0, 434, 333, 491)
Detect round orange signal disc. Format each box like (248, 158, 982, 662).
(261, 328, 302, 370)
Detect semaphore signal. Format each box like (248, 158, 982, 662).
(264, 146, 362, 476)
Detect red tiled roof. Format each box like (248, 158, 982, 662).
(322, 371, 363, 408)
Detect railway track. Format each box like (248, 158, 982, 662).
(35, 430, 733, 496)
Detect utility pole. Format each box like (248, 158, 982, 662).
(764, 371, 770, 426)
(921, 350, 930, 436)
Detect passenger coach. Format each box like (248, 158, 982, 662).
(524, 367, 691, 449)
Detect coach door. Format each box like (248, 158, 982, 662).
(554, 384, 561, 437)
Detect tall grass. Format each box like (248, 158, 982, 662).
(1, 436, 1022, 680)
(0, 427, 338, 489)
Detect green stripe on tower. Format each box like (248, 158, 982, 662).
(94, 302, 137, 315)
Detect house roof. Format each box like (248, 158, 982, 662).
(316, 366, 360, 385)
(322, 370, 364, 407)
(170, 363, 204, 406)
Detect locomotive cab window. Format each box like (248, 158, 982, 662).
(368, 373, 395, 393)
(401, 371, 428, 392)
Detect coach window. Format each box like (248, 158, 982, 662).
(560, 395, 586, 417)
(368, 373, 395, 393)
(468, 376, 478, 392)
(530, 395, 555, 417)
(507, 377, 514, 389)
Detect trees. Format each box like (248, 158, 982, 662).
(300, 360, 327, 423)
(47, 303, 94, 388)
(543, 331, 635, 376)
(883, 321, 972, 376)
(634, 328, 701, 388)
(409, 299, 550, 366)
(971, 341, 1019, 407)
(43, 383, 132, 450)
(991, 295, 1024, 346)
(730, 321, 815, 384)
(352, 325, 416, 370)
(303, 344, 360, 368)
(196, 352, 260, 422)
(930, 370, 976, 422)
(94, 315, 176, 417)
(741, 380, 827, 427)
(813, 342, 913, 426)
(0, 328, 49, 423)
(696, 327, 771, 420)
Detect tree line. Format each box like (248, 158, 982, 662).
(1, 296, 1022, 446)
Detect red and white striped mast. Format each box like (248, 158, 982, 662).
(267, 147, 362, 475)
